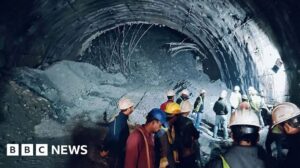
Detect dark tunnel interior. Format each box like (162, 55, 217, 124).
(0, 0, 300, 167)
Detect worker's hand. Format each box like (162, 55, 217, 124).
(159, 157, 169, 168)
(99, 150, 109, 157)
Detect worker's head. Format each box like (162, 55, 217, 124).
(234, 85, 240, 92)
(200, 89, 206, 96)
(180, 101, 192, 116)
(165, 102, 180, 124)
(146, 108, 167, 132)
(271, 102, 300, 135)
(229, 109, 260, 146)
(181, 89, 190, 99)
(220, 90, 227, 99)
(118, 97, 134, 115)
(248, 86, 256, 96)
(166, 89, 175, 100)
(241, 94, 248, 101)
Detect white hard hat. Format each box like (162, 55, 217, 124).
(166, 90, 176, 96)
(271, 102, 300, 128)
(220, 90, 227, 98)
(118, 97, 134, 110)
(248, 86, 255, 91)
(234, 86, 240, 91)
(180, 101, 192, 113)
(200, 89, 206, 94)
(181, 89, 189, 96)
(229, 109, 261, 128)
(248, 86, 255, 94)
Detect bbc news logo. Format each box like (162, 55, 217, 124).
(7, 144, 88, 156)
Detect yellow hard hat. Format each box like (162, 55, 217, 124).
(165, 102, 181, 115)
(271, 102, 300, 128)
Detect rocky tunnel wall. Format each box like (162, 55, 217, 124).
(0, 0, 299, 104)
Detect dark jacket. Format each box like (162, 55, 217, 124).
(174, 115, 200, 159)
(193, 96, 204, 113)
(285, 133, 300, 168)
(155, 128, 176, 168)
(102, 112, 129, 167)
(213, 98, 229, 115)
(205, 145, 275, 168)
(176, 96, 184, 105)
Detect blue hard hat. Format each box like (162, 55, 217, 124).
(147, 108, 168, 127)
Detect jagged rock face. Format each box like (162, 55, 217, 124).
(0, 0, 299, 101)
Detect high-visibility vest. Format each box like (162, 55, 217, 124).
(220, 155, 230, 168)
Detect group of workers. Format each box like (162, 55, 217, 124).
(212, 86, 266, 140)
(99, 86, 300, 168)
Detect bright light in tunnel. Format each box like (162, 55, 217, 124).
(244, 21, 288, 103)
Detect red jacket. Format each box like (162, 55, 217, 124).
(125, 125, 155, 168)
(160, 100, 174, 111)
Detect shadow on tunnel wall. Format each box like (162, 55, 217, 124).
(0, 75, 8, 124)
(67, 124, 109, 168)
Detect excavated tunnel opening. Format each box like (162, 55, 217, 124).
(0, 0, 300, 168)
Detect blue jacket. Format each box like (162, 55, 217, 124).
(103, 112, 129, 156)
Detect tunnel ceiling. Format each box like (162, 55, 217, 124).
(0, 0, 300, 103)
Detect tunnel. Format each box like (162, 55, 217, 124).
(0, 0, 300, 167)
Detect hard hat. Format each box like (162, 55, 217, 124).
(248, 86, 255, 95)
(180, 101, 192, 113)
(118, 97, 134, 110)
(234, 86, 240, 91)
(200, 89, 206, 94)
(165, 102, 181, 115)
(147, 108, 167, 126)
(167, 90, 176, 96)
(220, 90, 227, 98)
(242, 94, 248, 100)
(248, 86, 255, 92)
(229, 109, 261, 128)
(271, 102, 300, 128)
(181, 89, 189, 96)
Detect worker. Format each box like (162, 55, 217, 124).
(213, 90, 229, 139)
(125, 108, 167, 168)
(160, 89, 176, 111)
(271, 102, 300, 168)
(239, 94, 250, 110)
(100, 97, 134, 168)
(193, 89, 206, 130)
(206, 109, 274, 168)
(229, 85, 242, 113)
(174, 101, 200, 168)
(248, 87, 264, 126)
(155, 102, 181, 168)
(265, 125, 286, 166)
(176, 89, 189, 105)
